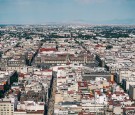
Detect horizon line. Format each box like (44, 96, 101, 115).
(0, 23, 135, 26)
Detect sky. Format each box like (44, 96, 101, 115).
(0, 0, 135, 24)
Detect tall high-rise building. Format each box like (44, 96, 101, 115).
(129, 85, 135, 100)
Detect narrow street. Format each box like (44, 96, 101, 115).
(47, 78, 56, 115)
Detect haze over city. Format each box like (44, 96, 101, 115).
(0, 0, 135, 24)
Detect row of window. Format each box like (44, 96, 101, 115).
(0, 109, 13, 111)
(0, 105, 13, 106)
(0, 112, 14, 115)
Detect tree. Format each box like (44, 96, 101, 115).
(106, 45, 113, 50)
(0, 51, 2, 58)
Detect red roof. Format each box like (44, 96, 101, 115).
(95, 90, 101, 95)
(78, 82, 88, 87)
(95, 44, 103, 47)
(41, 69, 52, 72)
(66, 61, 71, 65)
(68, 90, 74, 94)
(19, 73, 25, 78)
(39, 48, 57, 52)
(58, 67, 65, 70)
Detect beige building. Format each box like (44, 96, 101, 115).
(118, 69, 131, 83)
(0, 101, 14, 115)
(14, 110, 44, 115)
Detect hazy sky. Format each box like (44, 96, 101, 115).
(0, 0, 135, 24)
